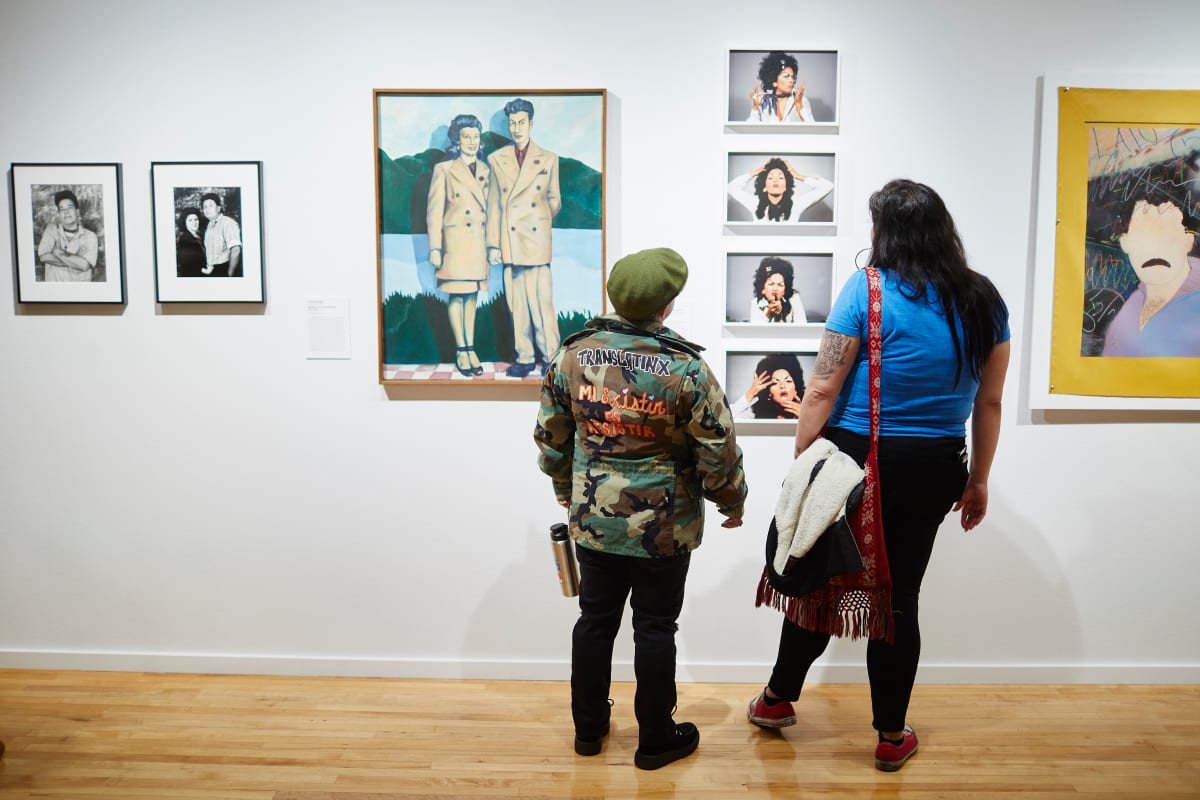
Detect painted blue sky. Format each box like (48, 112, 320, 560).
(377, 93, 603, 171)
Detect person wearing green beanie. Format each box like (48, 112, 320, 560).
(535, 247, 748, 771)
(605, 247, 690, 321)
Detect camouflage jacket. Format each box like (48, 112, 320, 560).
(535, 315, 747, 558)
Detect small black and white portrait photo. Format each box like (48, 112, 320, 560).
(173, 187, 243, 278)
(151, 161, 263, 303)
(31, 184, 105, 283)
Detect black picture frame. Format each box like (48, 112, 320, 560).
(9, 162, 127, 304)
(150, 161, 266, 303)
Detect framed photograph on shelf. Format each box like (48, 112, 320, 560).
(150, 161, 265, 303)
(726, 49, 840, 131)
(375, 89, 606, 385)
(9, 162, 126, 304)
(726, 151, 836, 232)
(726, 349, 818, 428)
(725, 251, 833, 326)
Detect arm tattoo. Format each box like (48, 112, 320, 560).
(812, 331, 853, 378)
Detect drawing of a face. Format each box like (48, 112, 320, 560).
(1119, 200, 1194, 287)
(762, 272, 786, 301)
(57, 197, 79, 231)
(202, 198, 220, 221)
(508, 111, 532, 148)
(774, 67, 796, 95)
(185, 212, 200, 236)
(458, 126, 481, 159)
(769, 369, 796, 406)
(764, 168, 787, 197)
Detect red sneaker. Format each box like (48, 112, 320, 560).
(874, 725, 918, 771)
(746, 690, 797, 728)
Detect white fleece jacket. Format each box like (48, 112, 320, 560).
(772, 438, 865, 574)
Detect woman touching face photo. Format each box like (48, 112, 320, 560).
(730, 353, 808, 420)
(752, 256, 807, 323)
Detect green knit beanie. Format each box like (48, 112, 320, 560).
(606, 247, 689, 320)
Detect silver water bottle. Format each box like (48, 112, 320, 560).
(550, 523, 579, 597)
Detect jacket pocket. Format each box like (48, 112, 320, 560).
(574, 457, 675, 542)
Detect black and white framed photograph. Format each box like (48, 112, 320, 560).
(726, 349, 818, 427)
(9, 162, 126, 304)
(726, 49, 840, 131)
(151, 161, 265, 303)
(726, 151, 837, 231)
(725, 251, 833, 326)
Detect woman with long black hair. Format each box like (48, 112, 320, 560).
(727, 157, 833, 223)
(175, 207, 205, 278)
(746, 179, 1011, 772)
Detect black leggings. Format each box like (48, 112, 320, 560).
(766, 428, 968, 732)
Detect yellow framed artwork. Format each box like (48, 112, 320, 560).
(1031, 75, 1200, 409)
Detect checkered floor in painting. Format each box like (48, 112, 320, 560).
(384, 362, 543, 382)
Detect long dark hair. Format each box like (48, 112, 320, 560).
(867, 179, 1007, 385)
(752, 353, 805, 419)
(754, 158, 794, 221)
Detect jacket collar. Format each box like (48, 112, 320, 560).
(578, 314, 705, 357)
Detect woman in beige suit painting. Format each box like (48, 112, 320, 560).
(428, 113, 491, 376)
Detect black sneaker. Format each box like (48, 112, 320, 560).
(574, 722, 609, 756)
(506, 361, 537, 378)
(634, 722, 699, 770)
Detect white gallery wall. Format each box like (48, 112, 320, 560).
(1, 0, 1197, 684)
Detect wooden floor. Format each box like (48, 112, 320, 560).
(0, 670, 1197, 799)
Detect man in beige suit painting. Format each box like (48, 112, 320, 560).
(428, 113, 492, 376)
(487, 97, 562, 378)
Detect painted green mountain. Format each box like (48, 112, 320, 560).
(378, 133, 602, 235)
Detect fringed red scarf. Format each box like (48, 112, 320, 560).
(756, 267, 893, 643)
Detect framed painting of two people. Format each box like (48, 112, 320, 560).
(374, 89, 606, 385)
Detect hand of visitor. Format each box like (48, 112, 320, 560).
(953, 480, 988, 531)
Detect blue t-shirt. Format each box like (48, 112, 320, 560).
(825, 269, 1011, 437)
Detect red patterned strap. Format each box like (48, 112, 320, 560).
(865, 267, 882, 447)
(857, 268, 884, 594)
(755, 266, 893, 642)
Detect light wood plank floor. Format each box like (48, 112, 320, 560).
(0, 670, 1197, 798)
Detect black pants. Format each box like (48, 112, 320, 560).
(207, 261, 243, 277)
(766, 428, 968, 732)
(572, 544, 691, 749)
